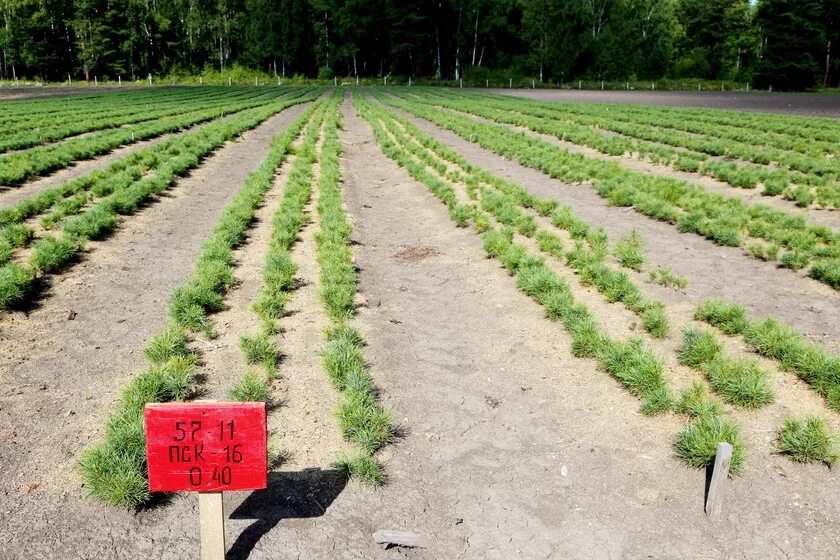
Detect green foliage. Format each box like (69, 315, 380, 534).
(228, 370, 272, 403)
(778, 416, 839, 465)
(647, 266, 688, 289)
(675, 414, 747, 473)
(694, 298, 749, 334)
(704, 355, 774, 409)
(613, 229, 645, 271)
(679, 327, 723, 367)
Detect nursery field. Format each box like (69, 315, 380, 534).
(0, 85, 839, 559)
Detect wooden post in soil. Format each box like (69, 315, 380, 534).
(199, 492, 226, 560)
(705, 442, 733, 517)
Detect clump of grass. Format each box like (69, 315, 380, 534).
(744, 317, 802, 369)
(333, 450, 386, 485)
(79, 357, 196, 507)
(704, 355, 774, 409)
(641, 303, 669, 339)
(613, 229, 645, 271)
(29, 234, 84, 273)
(675, 414, 746, 474)
(597, 337, 671, 415)
(240, 334, 278, 376)
(678, 327, 722, 367)
(336, 389, 393, 452)
(809, 259, 840, 290)
(674, 381, 724, 419)
(694, 298, 749, 335)
(0, 263, 36, 308)
(778, 416, 839, 465)
(228, 370, 272, 403)
(647, 266, 688, 289)
(143, 323, 193, 365)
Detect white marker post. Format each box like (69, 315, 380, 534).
(148, 74, 152, 85)
(705, 442, 733, 517)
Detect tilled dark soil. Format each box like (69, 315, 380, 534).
(479, 88, 840, 118)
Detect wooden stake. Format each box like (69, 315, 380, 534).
(199, 492, 225, 560)
(705, 442, 733, 517)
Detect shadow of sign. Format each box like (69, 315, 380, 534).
(227, 468, 348, 559)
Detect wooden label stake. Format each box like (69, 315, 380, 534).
(144, 402, 267, 559)
(705, 442, 733, 517)
(199, 492, 226, 560)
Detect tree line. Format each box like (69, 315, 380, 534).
(0, 0, 837, 90)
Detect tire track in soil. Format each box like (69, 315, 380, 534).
(0, 103, 310, 558)
(388, 105, 840, 348)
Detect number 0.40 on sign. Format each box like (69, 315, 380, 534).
(144, 402, 267, 492)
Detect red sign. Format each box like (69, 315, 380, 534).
(144, 402, 267, 492)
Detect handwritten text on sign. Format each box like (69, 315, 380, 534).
(144, 402, 267, 492)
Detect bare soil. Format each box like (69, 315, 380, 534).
(0, 94, 838, 560)
(481, 88, 840, 118)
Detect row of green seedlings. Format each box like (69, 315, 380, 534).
(0, 92, 302, 262)
(224, 103, 328, 476)
(379, 92, 840, 291)
(695, 298, 840, 412)
(315, 99, 392, 483)
(354, 93, 746, 472)
(444, 88, 840, 154)
(226, 102, 326, 401)
(0, 87, 275, 153)
(422, 89, 839, 207)
(369, 98, 671, 338)
(1, 87, 283, 130)
(0, 86, 200, 133)
(678, 325, 839, 466)
(78, 103, 320, 508)
(495, 91, 840, 166)
(0, 92, 321, 310)
(0, 86, 214, 123)
(0, 87, 315, 186)
(0, 87, 287, 185)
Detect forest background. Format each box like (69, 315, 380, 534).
(0, 0, 837, 91)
